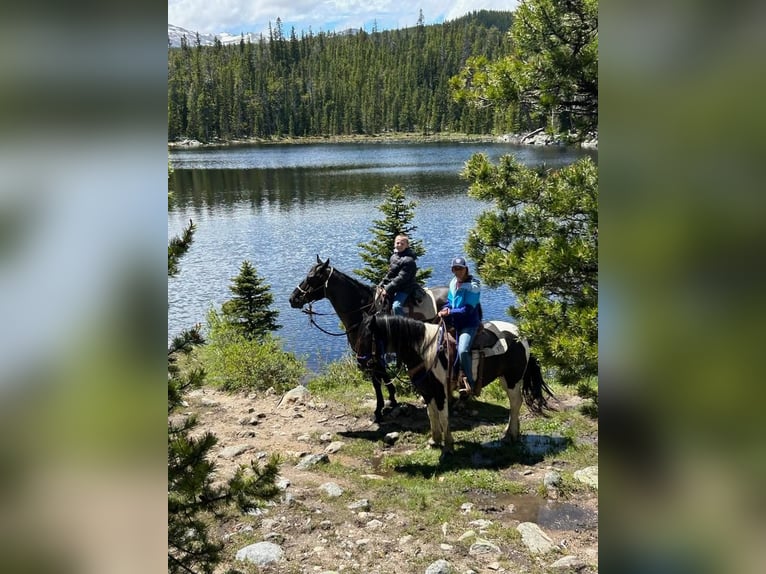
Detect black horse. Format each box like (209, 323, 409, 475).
(356, 313, 554, 454)
(288, 256, 448, 422)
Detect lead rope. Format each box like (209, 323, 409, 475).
(440, 317, 456, 394)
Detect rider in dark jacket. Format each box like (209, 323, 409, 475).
(378, 234, 418, 316)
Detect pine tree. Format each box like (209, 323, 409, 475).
(450, 0, 598, 137)
(221, 260, 281, 340)
(356, 184, 432, 285)
(464, 155, 598, 385)
(168, 186, 281, 573)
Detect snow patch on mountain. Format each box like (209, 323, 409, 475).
(168, 24, 260, 48)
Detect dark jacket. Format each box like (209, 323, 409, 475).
(380, 247, 418, 296)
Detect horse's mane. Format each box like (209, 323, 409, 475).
(375, 315, 440, 368)
(327, 266, 374, 297)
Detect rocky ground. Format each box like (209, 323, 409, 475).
(184, 384, 598, 574)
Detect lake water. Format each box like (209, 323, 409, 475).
(168, 141, 595, 371)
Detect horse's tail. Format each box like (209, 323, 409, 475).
(522, 354, 555, 415)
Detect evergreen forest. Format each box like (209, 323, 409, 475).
(167, 11, 517, 142)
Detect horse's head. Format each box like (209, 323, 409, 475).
(289, 255, 333, 308)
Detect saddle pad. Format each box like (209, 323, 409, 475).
(472, 339, 507, 359)
(409, 289, 437, 320)
(471, 320, 519, 358)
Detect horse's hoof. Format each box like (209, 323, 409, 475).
(427, 438, 441, 449)
(382, 401, 398, 416)
(501, 433, 519, 444)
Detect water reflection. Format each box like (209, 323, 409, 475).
(169, 167, 465, 213)
(471, 492, 598, 531)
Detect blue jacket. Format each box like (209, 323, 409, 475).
(443, 274, 481, 331)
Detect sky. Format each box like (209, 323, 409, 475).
(168, 0, 520, 37)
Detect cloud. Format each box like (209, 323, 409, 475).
(168, 0, 519, 36)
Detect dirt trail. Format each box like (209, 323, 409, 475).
(185, 386, 598, 573)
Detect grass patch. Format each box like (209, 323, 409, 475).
(307, 355, 368, 393)
(440, 469, 527, 495)
(306, 356, 374, 418)
(319, 460, 361, 480)
(365, 477, 463, 527)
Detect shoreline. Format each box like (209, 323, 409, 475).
(168, 132, 498, 148)
(168, 131, 597, 149)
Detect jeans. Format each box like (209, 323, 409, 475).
(457, 326, 478, 388)
(391, 291, 409, 316)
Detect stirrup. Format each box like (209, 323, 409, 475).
(458, 376, 473, 397)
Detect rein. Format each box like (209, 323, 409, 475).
(301, 304, 349, 337)
(417, 318, 448, 376)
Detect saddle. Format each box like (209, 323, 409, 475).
(377, 285, 438, 320)
(404, 286, 438, 320)
(443, 321, 519, 397)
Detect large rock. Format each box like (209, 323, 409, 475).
(468, 538, 501, 556)
(295, 453, 329, 469)
(425, 559, 455, 574)
(517, 522, 556, 554)
(318, 482, 344, 497)
(573, 466, 598, 489)
(219, 444, 251, 459)
(278, 385, 310, 408)
(235, 541, 284, 566)
(549, 555, 587, 570)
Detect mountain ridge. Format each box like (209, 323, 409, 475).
(168, 24, 259, 48)
(168, 11, 514, 48)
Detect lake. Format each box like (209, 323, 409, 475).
(168, 141, 595, 371)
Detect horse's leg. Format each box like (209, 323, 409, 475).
(384, 378, 398, 410)
(434, 383, 453, 455)
(369, 356, 397, 421)
(501, 376, 523, 443)
(371, 372, 386, 423)
(439, 403, 453, 454)
(426, 400, 442, 448)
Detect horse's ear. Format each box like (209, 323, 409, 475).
(316, 254, 321, 264)
(321, 257, 330, 269)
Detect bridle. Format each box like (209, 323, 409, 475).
(295, 266, 375, 337)
(294, 266, 335, 301)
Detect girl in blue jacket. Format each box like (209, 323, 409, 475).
(438, 256, 481, 395)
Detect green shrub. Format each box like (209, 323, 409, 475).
(202, 310, 305, 393)
(308, 355, 368, 393)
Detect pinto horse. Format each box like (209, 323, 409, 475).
(288, 256, 448, 422)
(355, 313, 554, 454)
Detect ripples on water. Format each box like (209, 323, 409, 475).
(168, 142, 595, 371)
